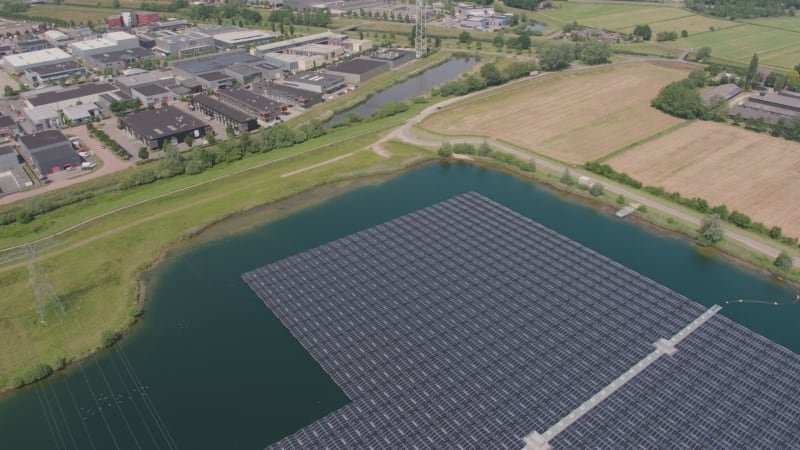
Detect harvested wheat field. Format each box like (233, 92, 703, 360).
(423, 62, 689, 164)
(609, 121, 800, 237)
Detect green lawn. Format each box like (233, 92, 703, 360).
(26, 4, 134, 23)
(528, 2, 689, 31)
(677, 24, 800, 68)
(744, 15, 800, 32)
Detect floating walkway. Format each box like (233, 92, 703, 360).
(615, 202, 640, 218)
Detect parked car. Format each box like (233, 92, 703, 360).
(81, 162, 96, 170)
(78, 151, 90, 158)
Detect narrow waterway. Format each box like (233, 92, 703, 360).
(327, 56, 477, 126)
(1, 162, 797, 449)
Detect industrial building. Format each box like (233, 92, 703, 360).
(0, 116, 17, 139)
(211, 30, 278, 49)
(69, 31, 139, 58)
(281, 72, 346, 94)
(196, 72, 233, 90)
(191, 94, 258, 132)
(147, 18, 188, 32)
(731, 90, 800, 124)
(62, 103, 98, 124)
(0, 145, 19, 170)
(108, 11, 159, 28)
(23, 60, 85, 84)
(130, 84, 174, 107)
(43, 29, 71, 48)
(82, 47, 156, 71)
(324, 58, 390, 85)
(154, 31, 214, 56)
(701, 83, 741, 107)
(3, 48, 72, 73)
(169, 51, 262, 79)
(23, 82, 117, 110)
(362, 48, 415, 68)
(18, 130, 81, 178)
(223, 64, 263, 85)
(286, 43, 344, 61)
(218, 87, 286, 121)
(119, 105, 208, 149)
(244, 192, 800, 449)
(261, 52, 324, 72)
(14, 38, 50, 53)
(24, 106, 61, 131)
(251, 31, 346, 56)
(340, 38, 372, 53)
(252, 80, 322, 107)
(115, 70, 175, 96)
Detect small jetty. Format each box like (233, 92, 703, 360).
(615, 203, 640, 218)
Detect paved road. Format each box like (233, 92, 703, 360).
(0, 124, 134, 206)
(380, 73, 797, 267)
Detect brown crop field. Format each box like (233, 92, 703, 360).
(422, 62, 690, 164)
(608, 121, 800, 237)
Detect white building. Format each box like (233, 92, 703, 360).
(69, 31, 139, 58)
(212, 30, 278, 49)
(4, 48, 73, 73)
(262, 52, 325, 72)
(43, 30, 70, 47)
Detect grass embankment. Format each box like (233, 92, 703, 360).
(0, 108, 433, 390)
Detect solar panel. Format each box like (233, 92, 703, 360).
(242, 192, 800, 449)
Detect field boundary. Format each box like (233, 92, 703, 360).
(595, 120, 692, 163)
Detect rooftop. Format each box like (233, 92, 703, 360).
(121, 105, 206, 139)
(225, 64, 261, 76)
(132, 83, 169, 96)
(244, 192, 800, 448)
(19, 129, 70, 151)
(0, 145, 14, 156)
(26, 60, 84, 76)
(70, 31, 137, 51)
(192, 94, 255, 123)
(0, 115, 16, 128)
(197, 71, 230, 82)
(212, 29, 278, 45)
(24, 82, 117, 107)
(170, 51, 261, 75)
(155, 30, 211, 44)
(326, 58, 389, 75)
(44, 30, 69, 41)
(86, 46, 152, 64)
(4, 48, 71, 67)
(219, 87, 280, 111)
(284, 71, 345, 86)
(16, 39, 49, 49)
(750, 92, 800, 110)
(115, 69, 172, 87)
(701, 83, 741, 104)
(253, 31, 346, 52)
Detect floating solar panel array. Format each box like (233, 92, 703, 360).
(242, 192, 800, 448)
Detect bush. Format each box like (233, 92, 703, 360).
(774, 251, 793, 272)
(101, 330, 121, 348)
(583, 162, 642, 188)
(589, 183, 604, 196)
(184, 159, 206, 175)
(559, 168, 574, 185)
(138, 147, 150, 160)
(437, 142, 453, 157)
(16, 208, 33, 224)
(17, 363, 54, 387)
(728, 210, 752, 229)
(697, 213, 724, 246)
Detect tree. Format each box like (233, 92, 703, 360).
(616, 194, 626, 206)
(633, 24, 652, 41)
(687, 69, 707, 88)
(538, 43, 574, 71)
(773, 251, 793, 272)
(589, 183, 604, 197)
(434, 36, 441, 48)
(112, 0, 119, 7)
(493, 33, 504, 49)
(577, 40, 611, 65)
(3, 85, 14, 97)
(681, 29, 688, 37)
(559, 168, 574, 185)
(205, 130, 215, 144)
(458, 31, 471, 44)
(744, 53, 759, 88)
(695, 46, 711, 62)
(480, 63, 503, 86)
(651, 81, 707, 119)
(138, 147, 150, 160)
(697, 213, 724, 246)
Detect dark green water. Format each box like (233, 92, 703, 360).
(1, 162, 798, 449)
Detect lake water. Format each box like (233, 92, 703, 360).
(1, 162, 797, 449)
(327, 56, 477, 126)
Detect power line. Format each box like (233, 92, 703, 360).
(723, 294, 800, 307)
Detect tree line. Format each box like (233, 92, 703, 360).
(685, 0, 799, 18)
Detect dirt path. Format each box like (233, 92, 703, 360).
(0, 124, 134, 206)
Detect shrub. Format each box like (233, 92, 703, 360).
(560, 168, 574, 185)
(16, 208, 33, 224)
(773, 251, 793, 272)
(616, 194, 626, 206)
(101, 330, 121, 348)
(138, 147, 150, 160)
(589, 183, 604, 197)
(437, 142, 453, 158)
(184, 160, 206, 175)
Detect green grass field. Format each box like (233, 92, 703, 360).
(528, 2, 688, 31)
(677, 24, 800, 68)
(744, 15, 800, 31)
(26, 4, 131, 23)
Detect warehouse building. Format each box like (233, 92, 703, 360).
(341, 38, 372, 53)
(131, 83, 174, 107)
(191, 94, 258, 132)
(62, 103, 99, 124)
(324, 58, 390, 85)
(115, 70, 175, 96)
(282, 72, 345, 94)
(23, 60, 85, 84)
(83, 47, 156, 71)
(0, 145, 19, 170)
(22, 82, 118, 110)
(14, 39, 50, 53)
(43, 30, 71, 48)
(218, 87, 286, 121)
(70, 31, 139, 58)
(147, 18, 188, 32)
(3, 48, 72, 73)
(196, 72, 233, 90)
(223, 64, 263, 85)
(251, 31, 347, 56)
(18, 130, 81, 178)
(362, 48, 415, 68)
(24, 106, 62, 131)
(211, 30, 278, 49)
(0, 116, 17, 139)
(169, 51, 262, 79)
(154, 31, 214, 56)
(286, 43, 344, 61)
(731, 91, 800, 124)
(252, 80, 322, 107)
(119, 105, 208, 149)
(261, 52, 324, 72)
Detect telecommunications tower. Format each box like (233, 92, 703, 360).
(415, 0, 427, 58)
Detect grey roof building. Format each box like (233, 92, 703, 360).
(169, 51, 263, 79)
(252, 80, 322, 108)
(244, 192, 800, 449)
(83, 46, 155, 71)
(282, 71, 346, 94)
(23, 60, 85, 84)
(324, 58, 390, 85)
(196, 71, 233, 90)
(731, 91, 800, 124)
(0, 115, 17, 139)
(362, 48, 415, 69)
(154, 31, 214, 56)
(0, 145, 19, 170)
(15, 39, 50, 53)
(131, 83, 173, 107)
(223, 64, 263, 85)
(18, 130, 81, 178)
(114, 70, 175, 96)
(701, 83, 741, 106)
(119, 105, 207, 149)
(218, 87, 286, 121)
(23, 82, 117, 110)
(191, 94, 258, 132)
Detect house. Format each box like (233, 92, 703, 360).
(324, 59, 390, 85)
(119, 105, 208, 149)
(18, 130, 81, 178)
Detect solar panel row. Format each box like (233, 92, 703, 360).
(243, 192, 799, 448)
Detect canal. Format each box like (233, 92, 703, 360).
(1, 162, 797, 449)
(327, 56, 477, 126)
